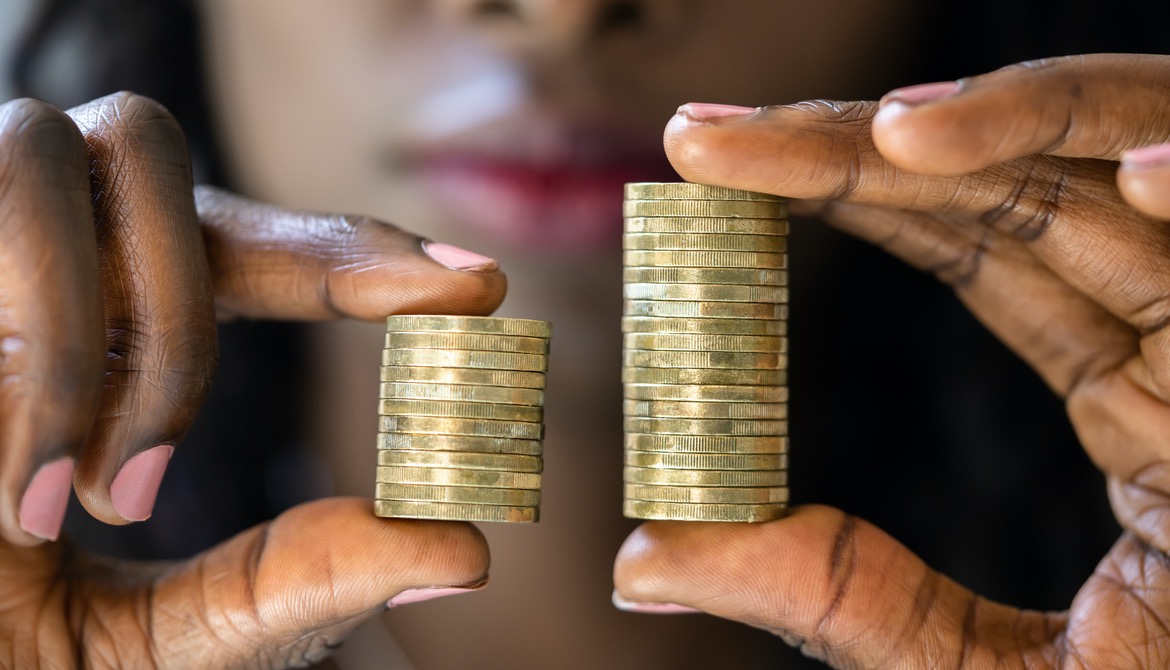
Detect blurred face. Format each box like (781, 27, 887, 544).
(198, 0, 919, 261)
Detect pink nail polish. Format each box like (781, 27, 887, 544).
(19, 457, 75, 541)
(110, 444, 173, 521)
(881, 81, 960, 108)
(387, 586, 481, 608)
(1122, 142, 1170, 169)
(612, 591, 700, 614)
(677, 103, 757, 122)
(423, 241, 498, 272)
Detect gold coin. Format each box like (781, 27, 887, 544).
(622, 499, 787, 523)
(623, 200, 786, 219)
(623, 250, 787, 269)
(378, 399, 543, 423)
(379, 415, 544, 440)
(622, 366, 787, 386)
(380, 382, 544, 406)
(623, 182, 784, 202)
(382, 348, 547, 372)
(624, 383, 788, 403)
(377, 432, 543, 455)
(623, 267, 788, 286)
(624, 466, 787, 486)
(625, 451, 788, 470)
(624, 283, 789, 304)
(624, 300, 788, 320)
(386, 315, 552, 338)
(623, 333, 787, 353)
(624, 433, 788, 454)
(377, 448, 543, 472)
(623, 349, 786, 369)
(624, 399, 788, 420)
(623, 416, 787, 436)
(374, 499, 539, 523)
(621, 316, 787, 336)
(384, 332, 549, 354)
(624, 483, 789, 504)
(624, 217, 789, 236)
(623, 233, 787, 253)
(376, 483, 541, 506)
(377, 465, 541, 489)
(380, 365, 546, 389)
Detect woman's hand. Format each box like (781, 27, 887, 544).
(0, 92, 505, 667)
(614, 54, 1170, 668)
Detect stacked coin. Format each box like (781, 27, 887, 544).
(376, 315, 552, 523)
(622, 182, 789, 522)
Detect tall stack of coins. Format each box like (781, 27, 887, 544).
(376, 315, 552, 523)
(622, 182, 789, 522)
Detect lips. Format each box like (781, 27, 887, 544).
(418, 149, 676, 251)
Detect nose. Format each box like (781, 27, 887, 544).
(434, 0, 685, 54)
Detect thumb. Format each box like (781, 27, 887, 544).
(196, 186, 508, 321)
(146, 497, 489, 668)
(613, 505, 1059, 668)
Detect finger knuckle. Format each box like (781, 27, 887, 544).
(71, 92, 187, 161)
(0, 98, 84, 162)
(975, 157, 1069, 241)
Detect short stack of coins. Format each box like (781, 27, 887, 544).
(376, 315, 552, 523)
(622, 182, 789, 522)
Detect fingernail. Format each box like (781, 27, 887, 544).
(677, 103, 757, 122)
(19, 457, 74, 541)
(387, 582, 485, 608)
(612, 591, 700, 615)
(880, 81, 960, 108)
(1122, 142, 1170, 169)
(423, 241, 499, 272)
(110, 444, 173, 521)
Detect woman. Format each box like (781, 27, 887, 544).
(3, 0, 1169, 667)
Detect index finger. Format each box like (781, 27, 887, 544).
(871, 53, 1170, 176)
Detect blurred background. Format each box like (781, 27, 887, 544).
(2, 1, 1167, 668)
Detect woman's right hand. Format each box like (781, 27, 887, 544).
(0, 92, 505, 668)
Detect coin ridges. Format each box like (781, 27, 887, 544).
(623, 466, 787, 487)
(624, 451, 788, 470)
(622, 366, 788, 386)
(623, 333, 787, 353)
(623, 267, 788, 286)
(624, 383, 788, 403)
(382, 348, 548, 372)
(377, 432, 544, 455)
(380, 365, 546, 389)
(623, 199, 787, 219)
(377, 448, 543, 472)
(377, 466, 541, 489)
(624, 483, 789, 504)
(624, 300, 788, 320)
(384, 332, 549, 354)
(624, 433, 789, 453)
(624, 250, 787, 269)
(375, 499, 539, 523)
(375, 482, 541, 506)
(623, 349, 786, 370)
(621, 316, 787, 336)
(379, 382, 544, 406)
(379, 415, 544, 440)
(622, 499, 787, 523)
(379, 398, 543, 423)
(623, 182, 785, 202)
(623, 399, 788, 420)
(386, 315, 552, 338)
(623, 233, 787, 252)
(624, 283, 789, 303)
(623, 416, 788, 436)
(624, 217, 789, 235)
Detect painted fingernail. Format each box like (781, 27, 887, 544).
(387, 582, 485, 608)
(19, 457, 75, 541)
(110, 444, 173, 521)
(1122, 142, 1170, 169)
(612, 591, 700, 614)
(880, 81, 960, 108)
(677, 103, 758, 122)
(423, 241, 499, 272)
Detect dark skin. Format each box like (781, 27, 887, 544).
(2, 53, 1170, 667)
(614, 54, 1170, 668)
(0, 92, 503, 668)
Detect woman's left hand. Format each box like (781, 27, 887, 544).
(614, 53, 1170, 668)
